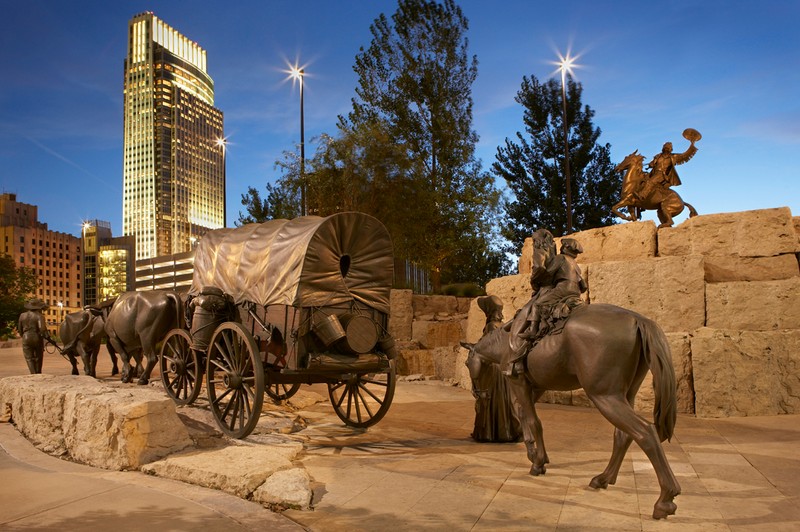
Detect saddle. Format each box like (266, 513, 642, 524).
(524, 296, 586, 345)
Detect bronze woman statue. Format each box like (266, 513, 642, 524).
(466, 295, 521, 443)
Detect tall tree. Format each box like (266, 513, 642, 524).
(237, 168, 301, 226)
(492, 75, 620, 249)
(333, 0, 505, 289)
(0, 254, 37, 337)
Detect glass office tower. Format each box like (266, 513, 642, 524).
(123, 12, 225, 260)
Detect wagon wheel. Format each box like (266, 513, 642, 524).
(206, 322, 264, 438)
(264, 346, 300, 401)
(159, 328, 202, 406)
(265, 381, 301, 402)
(328, 359, 396, 428)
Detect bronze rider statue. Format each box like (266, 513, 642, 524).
(506, 235, 587, 377)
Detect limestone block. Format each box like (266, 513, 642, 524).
(0, 375, 191, 469)
(691, 328, 800, 417)
(706, 277, 800, 330)
(456, 297, 472, 314)
(412, 320, 463, 349)
(519, 237, 533, 275)
(252, 468, 312, 510)
(517, 222, 657, 274)
(412, 294, 459, 319)
(389, 289, 413, 340)
(466, 298, 487, 344)
(703, 254, 799, 283)
(658, 207, 800, 258)
(396, 348, 436, 376)
(634, 332, 694, 415)
(142, 445, 298, 499)
(486, 274, 533, 316)
(431, 346, 461, 380)
(794, 216, 800, 238)
(554, 221, 658, 264)
(588, 255, 706, 333)
(455, 346, 473, 391)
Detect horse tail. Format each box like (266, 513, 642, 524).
(637, 316, 677, 442)
(685, 202, 698, 218)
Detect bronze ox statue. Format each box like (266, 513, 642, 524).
(105, 290, 183, 385)
(463, 229, 680, 520)
(59, 306, 119, 378)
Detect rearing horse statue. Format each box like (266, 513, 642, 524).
(463, 229, 681, 520)
(611, 150, 697, 228)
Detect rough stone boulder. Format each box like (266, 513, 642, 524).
(658, 207, 800, 258)
(485, 274, 533, 317)
(142, 441, 310, 509)
(519, 221, 658, 275)
(389, 289, 413, 341)
(0, 375, 192, 469)
(587, 255, 705, 333)
(706, 277, 800, 331)
(691, 327, 800, 417)
(412, 320, 464, 349)
(412, 294, 467, 320)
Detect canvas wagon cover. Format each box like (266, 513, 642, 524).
(190, 212, 393, 313)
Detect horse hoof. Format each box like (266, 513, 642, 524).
(137, 378, 149, 386)
(71, 369, 79, 376)
(112, 369, 119, 376)
(529, 464, 546, 476)
(590, 476, 609, 490)
(653, 501, 677, 519)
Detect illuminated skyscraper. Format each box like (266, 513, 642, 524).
(123, 12, 225, 261)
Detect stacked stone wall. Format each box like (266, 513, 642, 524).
(388, 291, 472, 388)
(388, 207, 799, 418)
(481, 207, 799, 418)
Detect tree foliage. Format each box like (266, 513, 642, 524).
(238, 0, 510, 288)
(492, 75, 620, 249)
(338, 0, 507, 288)
(0, 254, 37, 337)
(237, 180, 300, 226)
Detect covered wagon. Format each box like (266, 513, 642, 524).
(159, 212, 397, 438)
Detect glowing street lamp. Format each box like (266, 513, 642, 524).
(216, 137, 227, 227)
(557, 52, 576, 235)
(289, 66, 306, 216)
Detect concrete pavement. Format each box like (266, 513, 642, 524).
(2, 344, 800, 530)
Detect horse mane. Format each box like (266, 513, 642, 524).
(619, 151, 646, 198)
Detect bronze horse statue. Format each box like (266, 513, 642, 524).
(611, 150, 697, 228)
(105, 290, 183, 385)
(463, 230, 680, 520)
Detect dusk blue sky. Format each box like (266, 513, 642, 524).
(1, 1, 798, 239)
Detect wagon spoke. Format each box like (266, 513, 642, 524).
(206, 322, 264, 439)
(357, 381, 385, 405)
(327, 361, 396, 429)
(160, 329, 201, 406)
(213, 385, 234, 405)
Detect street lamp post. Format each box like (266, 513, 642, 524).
(290, 66, 306, 216)
(216, 137, 227, 227)
(558, 55, 574, 235)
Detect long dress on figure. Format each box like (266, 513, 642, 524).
(470, 297, 522, 443)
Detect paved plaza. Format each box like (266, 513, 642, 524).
(1, 344, 799, 530)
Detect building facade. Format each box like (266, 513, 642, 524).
(123, 12, 225, 261)
(1, 193, 82, 335)
(82, 220, 135, 305)
(97, 237, 136, 302)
